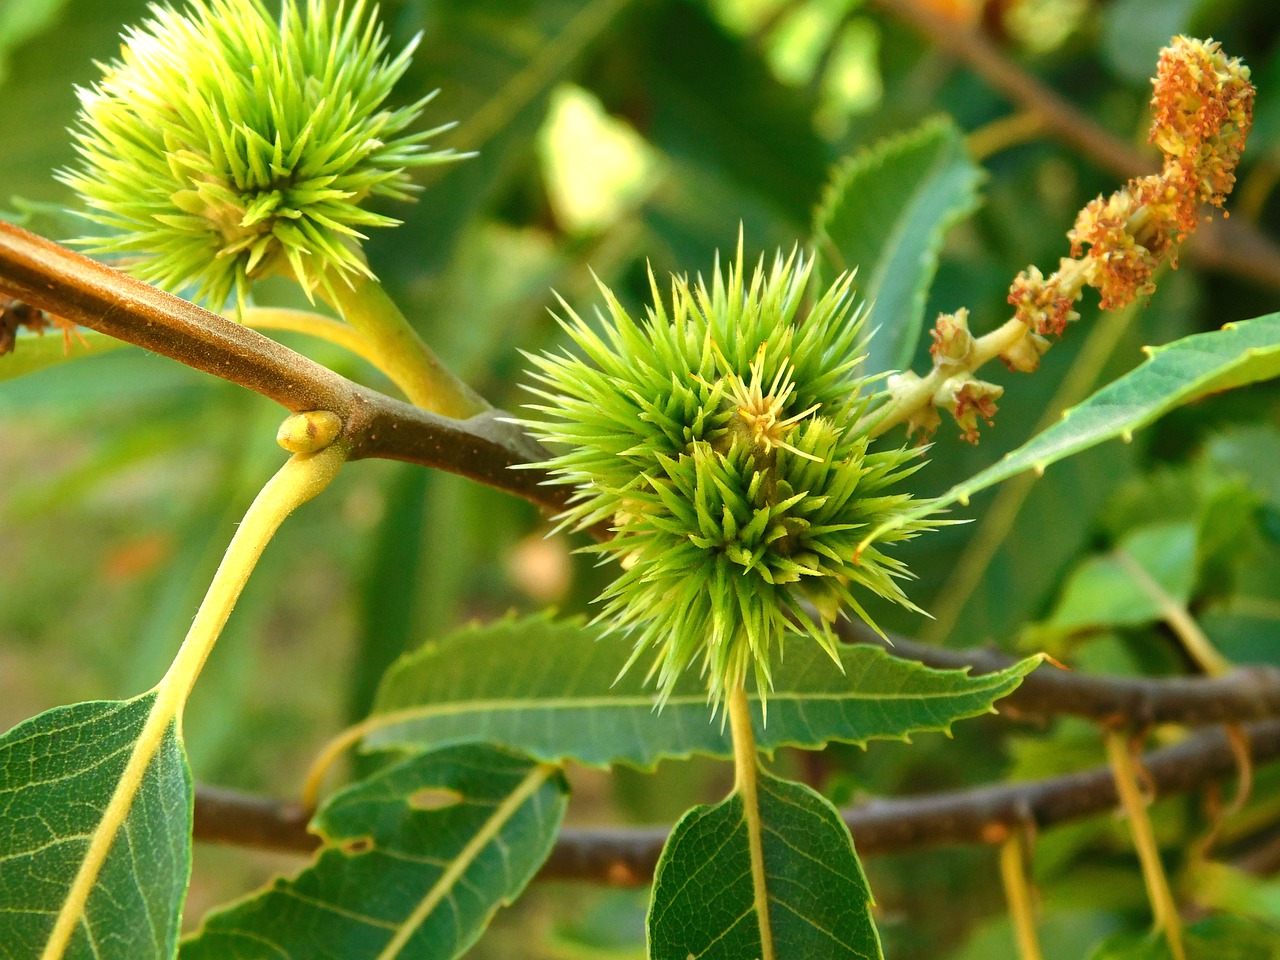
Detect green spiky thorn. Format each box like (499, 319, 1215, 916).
(523, 239, 938, 711)
(60, 0, 464, 311)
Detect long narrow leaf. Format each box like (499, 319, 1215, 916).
(364, 616, 1037, 768)
(862, 314, 1280, 548)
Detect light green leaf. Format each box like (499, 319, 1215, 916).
(1031, 521, 1197, 641)
(0, 696, 191, 960)
(0, 0, 68, 89)
(0, 331, 126, 382)
(0, 0, 156, 207)
(363, 616, 1037, 768)
(181, 744, 567, 960)
(813, 116, 985, 377)
(864, 314, 1280, 547)
(1192, 860, 1280, 920)
(648, 769, 880, 960)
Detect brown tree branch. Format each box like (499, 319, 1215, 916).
(1233, 823, 1280, 876)
(874, 0, 1280, 292)
(6, 223, 1275, 725)
(192, 718, 1280, 885)
(0, 219, 569, 515)
(837, 621, 1280, 728)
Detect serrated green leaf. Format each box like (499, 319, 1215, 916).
(813, 116, 985, 377)
(368, 0, 630, 278)
(648, 770, 880, 960)
(0, 696, 191, 960)
(363, 616, 1037, 768)
(181, 744, 567, 960)
(864, 314, 1280, 547)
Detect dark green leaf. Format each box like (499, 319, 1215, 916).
(634, 1, 829, 228)
(349, 464, 432, 720)
(648, 770, 880, 960)
(0, 696, 191, 960)
(364, 616, 1037, 768)
(181, 745, 567, 960)
(813, 116, 985, 376)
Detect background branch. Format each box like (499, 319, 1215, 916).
(838, 621, 1280, 727)
(193, 719, 1280, 885)
(874, 0, 1280, 292)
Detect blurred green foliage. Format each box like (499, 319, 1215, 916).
(1, 0, 1279, 956)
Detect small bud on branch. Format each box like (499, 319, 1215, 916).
(0, 296, 80, 356)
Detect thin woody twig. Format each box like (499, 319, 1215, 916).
(0, 219, 570, 516)
(192, 719, 1280, 884)
(877, 0, 1145, 180)
(874, 0, 1280, 292)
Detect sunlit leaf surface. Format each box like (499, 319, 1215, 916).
(365, 616, 1036, 767)
(0, 695, 190, 960)
(814, 116, 985, 377)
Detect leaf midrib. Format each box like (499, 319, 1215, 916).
(378, 676, 1020, 717)
(862, 140, 955, 324)
(373, 764, 555, 960)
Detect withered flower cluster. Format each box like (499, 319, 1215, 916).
(1007, 36, 1254, 358)
(0, 298, 77, 357)
(888, 37, 1254, 445)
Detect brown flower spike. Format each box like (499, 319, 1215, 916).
(1006, 36, 1253, 366)
(0, 298, 81, 356)
(868, 37, 1254, 446)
